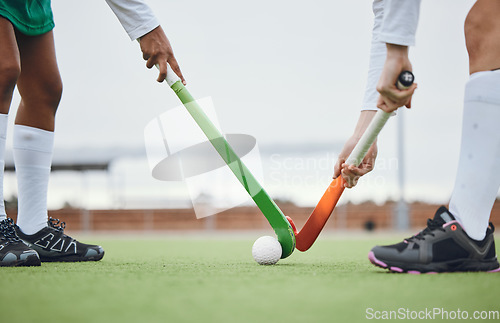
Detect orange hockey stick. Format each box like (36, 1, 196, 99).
(287, 71, 414, 251)
(287, 176, 346, 251)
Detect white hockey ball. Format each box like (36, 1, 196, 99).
(252, 236, 282, 265)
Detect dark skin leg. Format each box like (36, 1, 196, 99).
(0, 17, 20, 115)
(14, 30, 62, 131)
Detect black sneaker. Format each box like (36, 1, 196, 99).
(368, 206, 500, 274)
(15, 217, 104, 262)
(0, 218, 41, 266)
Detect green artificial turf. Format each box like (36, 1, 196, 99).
(1, 234, 499, 323)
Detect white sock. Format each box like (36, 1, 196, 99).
(449, 70, 500, 240)
(0, 114, 8, 221)
(13, 125, 54, 235)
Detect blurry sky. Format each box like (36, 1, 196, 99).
(7, 0, 484, 207)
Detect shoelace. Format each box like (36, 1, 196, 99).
(0, 218, 21, 242)
(406, 217, 445, 242)
(48, 217, 66, 232)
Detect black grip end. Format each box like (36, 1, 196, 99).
(397, 71, 415, 89)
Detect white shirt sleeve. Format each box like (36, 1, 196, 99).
(105, 0, 160, 40)
(362, 0, 386, 111)
(378, 0, 421, 46)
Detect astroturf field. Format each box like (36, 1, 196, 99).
(1, 233, 499, 323)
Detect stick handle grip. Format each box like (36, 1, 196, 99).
(137, 39, 181, 87)
(164, 64, 180, 87)
(345, 70, 414, 167)
(345, 110, 391, 166)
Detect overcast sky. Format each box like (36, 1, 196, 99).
(7, 0, 485, 207)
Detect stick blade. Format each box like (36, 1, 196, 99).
(295, 177, 345, 251)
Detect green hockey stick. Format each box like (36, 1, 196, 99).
(161, 64, 295, 258)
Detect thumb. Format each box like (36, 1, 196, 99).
(333, 158, 345, 179)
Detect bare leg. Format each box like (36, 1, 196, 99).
(14, 30, 62, 131)
(465, 0, 500, 74)
(0, 17, 20, 114)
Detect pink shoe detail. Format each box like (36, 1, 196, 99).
(368, 251, 387, 268)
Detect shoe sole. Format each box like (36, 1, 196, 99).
(39, 251, 104, 263)
(30, 245, 105, 263)
(0, 253, 41, 267)
(21, 253, 42, 266)
(368, 251, 500, 274)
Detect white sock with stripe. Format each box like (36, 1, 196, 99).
(13, 125, 54, 235)
(449, 70, 500, 240)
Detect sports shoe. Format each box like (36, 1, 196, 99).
(0, 218, 41, 266)
(15, 217, 104, 262)
(368, 206, 500, 274)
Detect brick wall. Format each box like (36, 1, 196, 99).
(7, 200, 500, 233)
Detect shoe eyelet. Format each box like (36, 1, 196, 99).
(451, 224, 457, 231)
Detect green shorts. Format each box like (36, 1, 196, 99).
(0, 0, 54, 36)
